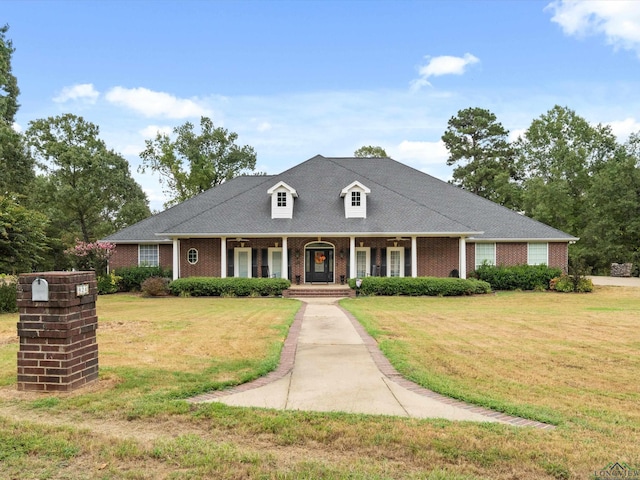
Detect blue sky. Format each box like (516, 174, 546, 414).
(5, 0, 640, 210)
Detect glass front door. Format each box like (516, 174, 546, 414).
(305, 248, 334, 283)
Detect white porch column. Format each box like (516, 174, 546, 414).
(281, 236, 288, 280)
(411, 236, 418, 278)
(172, 238, 180, 280)
(459, 237, 467, 279)
(220, 237, 227, 278)
(349, 236, 356, 279)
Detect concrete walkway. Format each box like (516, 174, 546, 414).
(189, 298, 552, 428)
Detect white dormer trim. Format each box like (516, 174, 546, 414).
(267, 181, 298, 219)
(340, 181, 371, 218)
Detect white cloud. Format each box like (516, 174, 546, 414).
(608, 117, 640, 139)
(119, 144, 145, 157)
(547, 0, 640, 56)
(509, 128, 527, 142)
(256, 121, 272, 132)
(105, 86, 212, 118)
(392, 140, 449, 166)
(139, 125, 173, 138)
(53, 83, 100, 103)
(12, 122, 22, 133)
(411, 53, 480, 91)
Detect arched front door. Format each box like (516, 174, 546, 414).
(305, 242, 334, 283)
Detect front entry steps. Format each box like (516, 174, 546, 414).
(283, 285, 355, 298)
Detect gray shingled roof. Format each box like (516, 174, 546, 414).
(104, 155, 577, 242)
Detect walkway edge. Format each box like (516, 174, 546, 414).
(336, 304, 556, 430)
(187, 302, 306, 403)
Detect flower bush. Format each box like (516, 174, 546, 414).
(65, 240, 115, 274)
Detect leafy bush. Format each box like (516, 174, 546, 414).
(472, 264, 562, 291)
(141, 276, 171, 297)
(550, 275, 593, 293)
(0, 274, 18, 313)
(347, 276, 491, 296)
(169, 277, 291, 297)
(114, 266, 172, 292)
(97, 272, 121, 295)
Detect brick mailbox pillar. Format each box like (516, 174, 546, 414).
(17, 271, 99, 392)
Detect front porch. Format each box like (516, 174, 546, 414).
(174, 236, 469, 282)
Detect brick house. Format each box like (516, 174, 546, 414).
(104, 155, 577, 282)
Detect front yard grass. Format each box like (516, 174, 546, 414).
(0, 288, 638, 479)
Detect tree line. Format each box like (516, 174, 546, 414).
(442, 106, 640, 274)
(0, 26, 257, 273)
(2, 24, 637, 276)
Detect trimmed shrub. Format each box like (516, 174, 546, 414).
(472, 264, 562, 291)
(97, 272, 121, 295)
(0, 274, 18, 313)
(114, 266, 172, 292)
(347, 276, 491, 296)
(169, 277, 291, 297)
(141, 276, 171, 297)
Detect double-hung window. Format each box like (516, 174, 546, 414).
(528, 243, 548, 265)
(139, 244, 159, 267)
(475, 243, 496, 269)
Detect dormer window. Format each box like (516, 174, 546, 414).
(341, 181, 371, 218)
(277, 191, 287, 207)
(267, 181, 297, 219)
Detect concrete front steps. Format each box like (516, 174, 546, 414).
(283, 285, 355, 298)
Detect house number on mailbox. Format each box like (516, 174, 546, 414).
(76, 284, 89, 297)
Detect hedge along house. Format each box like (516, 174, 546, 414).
(104, 155, 578, 283)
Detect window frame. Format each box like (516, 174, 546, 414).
(268, 247, 283, 278)
(386, 247, 404, 277)
(138, 244, 159, 267)
(528, 242, 549, 266)
(187, 248, 198, 265)
(234, 247, 252, 278)
(475, 243, 496, 269)
(276, 191, 287, 207)
(351, 191, 361, 207)
(355, 247, 370, 278)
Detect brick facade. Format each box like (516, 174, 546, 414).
(17, 272, 99, 392)
(109, 243, 173, 272)
(418, 238, 459, 277)
(109, 238, 570, 281)
(466, 241, 569, 273)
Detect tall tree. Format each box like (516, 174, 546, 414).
(354, 145, 388, 158)
(515, 105, 617, 237)
(26, 114, 150, 247)
(578, 133, 640, 272)
(0, 24, 33, 197)
(441, 107, 520, 209)
(140, 116, 257, 207)
(0, 24, 19, 124)
(0, 195, 48, 273)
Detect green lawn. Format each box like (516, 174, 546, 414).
(0, 289, 638, 479)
